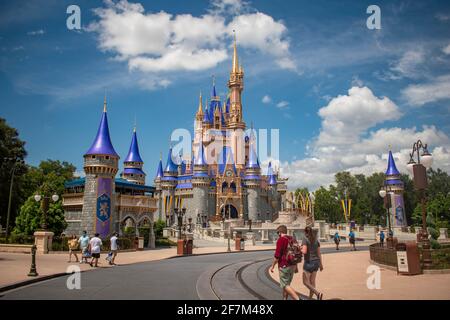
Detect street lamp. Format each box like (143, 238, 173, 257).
(34, 194, 59, 230)
(378, 187, 393, 240)
(175, 207, 186, 240)
(407, 140, 433, 268)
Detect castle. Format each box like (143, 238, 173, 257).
(153, 39, 287, 226)
(62, 39, 287, 240)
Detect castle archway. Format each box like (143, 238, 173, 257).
(220, 204, 238, 219)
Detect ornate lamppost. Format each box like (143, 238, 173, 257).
(406, 140, 433, 268)
(34, 194, 60, 230)
(175, 207, 186, 240)
(379, 186, 393, 241)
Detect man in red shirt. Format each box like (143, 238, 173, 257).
(270, 225, 300, 300)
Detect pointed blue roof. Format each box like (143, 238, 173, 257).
(385, 151, 400, 176)
(164, 148, 178, 173)
(218, 146, 237, 174)
(85, 110, 118, 157)
(194, 143, 207, 166)
(267, 162, 277, 185)
(124, 129, 143, 163)
(203, 104, 211, 123)
(155, 159, 163, 179)
(246, 140, 260, 169)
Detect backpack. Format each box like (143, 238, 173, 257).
(284, 236, 303, 265)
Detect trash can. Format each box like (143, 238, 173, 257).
(184, 239, 193, 255)
(138, 236, 144, 251)
(235, 238, 241, 251)
(396, 242, 421, 275)
(177, 239, 184, 255)
(240, 238, 245, 251)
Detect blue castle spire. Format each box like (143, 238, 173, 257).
(164, 148, 178, 173)
(155, 157, 163, 179)
(124, 128, 143, 163)
(385, 150, 400, 176)
(85, 97, 118, 157)
(267, 162, 277, 185)
(194, 142, 207, 166)
(246, 132, 260, 169)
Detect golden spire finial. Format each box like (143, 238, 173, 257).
(232, 30, 239, 74)
(197, 91, 203, 115)
(103, 89, 107, 112)
(133, 114, 137, 132)
(160, 151, 162, 160)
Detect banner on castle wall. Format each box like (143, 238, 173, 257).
(390, 193, 407, 227)
(96, 177, 112, 237)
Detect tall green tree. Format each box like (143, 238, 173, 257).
(13, 160, 75, 235)
(313, 186, 341, 223)
(0, 118, 28, 229)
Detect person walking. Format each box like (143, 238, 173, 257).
(301, 226, 324, 300)
(109, 232, 119, 265)
(67, 235, 79, 263)
(333, 232, 340, 250)
(89, 233, 102, 267)
(270, 225, 300, 300)
(349, 229, 357, 251)
(379, 230, 385, 247)
(78, 231, 90, 264)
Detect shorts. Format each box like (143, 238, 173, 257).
(279, 266, 295, 289)
(303, 260, 320, 273)
(92, 253, 100, 259)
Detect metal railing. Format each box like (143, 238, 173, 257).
(369, 243, 397, 267)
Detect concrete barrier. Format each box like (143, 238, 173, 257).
(0, 244, 33, 254)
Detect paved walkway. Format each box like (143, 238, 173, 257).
(0, 240, 369, 290)
(270, 250, 450, 300)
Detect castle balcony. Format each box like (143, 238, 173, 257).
(118, 194, 157, 213)
(62, 193, 84, 208)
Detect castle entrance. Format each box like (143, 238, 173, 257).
(220, 204, 238, 219)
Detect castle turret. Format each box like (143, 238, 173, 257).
(192, 140, 209, 222)
(161, 148, 177, 225)
(82, 96, 119, 238)
(244, 133, 261, 221)
(154, 155, 164, 220)
(227, 34, 245, 130)
(121, 127, 146, 185)
(384, 150, 407, 227)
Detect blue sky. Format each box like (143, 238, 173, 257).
(1, 0, 450, 189)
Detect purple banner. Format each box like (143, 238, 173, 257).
(390, 193, 407, 227)
(96, 177, 112, 238)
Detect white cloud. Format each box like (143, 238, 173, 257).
(262, 95, 271, 104)
(436, 13, 450, 22)
(27, 29, 45, 36)
(316, 86, 401, 146)
(443, 44, 450, 55)
(209, 0, 247, 15)
(276, 101, 289, 109)
(402, 74, 450, 106)
(279, 86, 450, 190)
(227, 12, 296, 71)
(88, 0, 296, 74)
(389, 49, 425, 79)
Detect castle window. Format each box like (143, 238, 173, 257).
(105, 156, 110, 160)
(92, 155, 96, 159)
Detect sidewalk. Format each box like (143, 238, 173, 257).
(270, 250, 450, 300)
